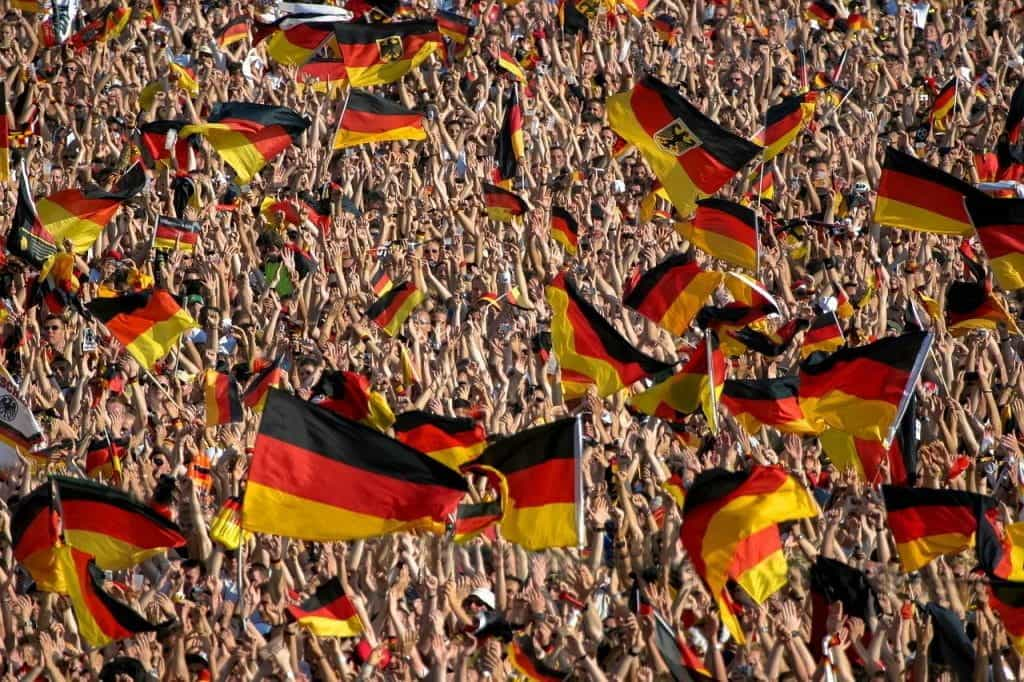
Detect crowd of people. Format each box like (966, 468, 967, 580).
(1, 0, 1024, 679)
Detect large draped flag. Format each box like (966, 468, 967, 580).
(606, 75, 761, 216)
(251, 3, 351, 64)
(469, 418, 582, 550)
(881, 486, 994, 572)
(753, 92, 817, 160)
(242, 389, 467, 540)
(36, 163, 146, 253)
(181, 103, 310, 185)
(988, 578, 1024, 653)
(393, 410, 486, 469)
(721, 376, 823, 435)
(874, 146, 987, 236)
(964, 194, 1024, 291)
(86, 290, 197, 369)
(547, 272, 673, 398)
(628, 331, 724, 430)
(623, 253, 723, 336)
(798, 331, 932, 443)
(682, 466, 819, 643)
(333, 21, 442, 87)
(286, 578, 364, 637)
(332, 92, 426, 150)
(494, 87, 525, 187)
(677, 199, 759, 271)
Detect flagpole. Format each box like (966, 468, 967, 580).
(705, 329, 720, 435)
(883, 332, 934, 448)
(319, 85, 352, 186)
(573, 414, 584, 549)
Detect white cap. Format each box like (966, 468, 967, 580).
(469, 587, 496, 610)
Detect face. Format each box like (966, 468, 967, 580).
(42, 318, 65, 347)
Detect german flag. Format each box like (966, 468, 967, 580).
(729, 318, 808, 357)
(470, 419, 579, 550)
(798, 331, 931, 442)
(209, 497, 248, 550)
(652, 13, 680, 45)
(37, 163, 146, 253)
(366, 280, 425, 337)
(746, 163, 775, 203)
(930, 78, 957, 131)
(559, 0, 592, 34)
(332, 92, 426, 150)
(253, 20, 334, 65)
(753, 92, 817, 161)
(809, 557, 876, 658)
(242, 356, 283, 412)
(945, 280, 1019, 335)
(333, 21, 442, 87)
(662, 472, 686, 508)
(721, 376, 823, 435)
(483, 182, 529, 221)
(681, 466, 818, 642)
(494, 88, 525, 187)
(139, 120, 196, 170)
(495, 50, 527, 83)
(988, 578, 1024, 653)
(550, 205, 579, 254)
(1008, 81, 1024, 145)
(60, 546, 160, 647)
(11, 481, 65, 592)
(85, 437, 126, 484)
(215, 16, 250, 49)
(298, 190, 331, 232)
(506, 638, 565, 681)
(723, 271, 778, 312)
(436, 9, 471, 56)
(37, 251, 82, 315)
(296, 57, 348, 94)
(800, 311, 844, 358)
(453, 498, 502, 543)
(312, 370, 395, 432)
(7, 163, 57, 267)
(881, 485, 994, 572)
(371, 269, 393, 295)
(547, 272, 672, 398)
(243, 389, 467, 540)
(819, 394, 918, 486)
(964, 194, 1024, 291)
(846, 12, 870, 30)
(606, 75, 760, 216)
(623, 254, 723, 336)
(628, 332, 725, 429)
(678, 198, 759, 271)
(86, 289, 197, 370)
(286, 578, 364, 637)
(874, 146, 987, 236)
(67, 2, 131, 51)
(182, 103, 309, 185)
(393, 410, 486, 469)
(804, 0, 838, 23)
(0, 82, 9, 184)
(153, 215, 199, 253)
(205, 369, 243, 427)
(169, 62, 199, 97)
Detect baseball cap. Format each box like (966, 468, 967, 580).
(469, 587, 496, 609)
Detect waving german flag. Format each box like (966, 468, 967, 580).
(370, 269, 393, 295)
(452, 498, 501, 543)
(205, 369, 243, 426)
(333, 21, 442, 87)
(471, 418, 581, 550)
(819, 394, 918, 486)
(945, 280, 1019, 336)
(730, 318, 808, 357)
(623, 254, 723, 336)
(37, 163, 146, 253)
(366, 280, 425, 336)
(85, 437, 126, 484)
(215, 16, 250, 49)
(296, 57, 348, 94)
(253, 20, 334, 65)
(86, 289, 197, 369)
(436, 9, 471, 55)
(723, 271, 779, 312)
(1008, 81, 1024, 145)
(965, 194, 1024, 291)
(332, 92, 426, 150)
(483, 182, 529, 221)
(753, 92, 817, 161)
(153, 215, 199, 253)
(930, 78, 957, 131)
(507, 638, 566, 681)
(800, 311, 844, 358)
(606, 75, 760, 216)
(11, 482, 65, 591)
(312, 370, 395, 432)
(882, 486, 994, 572)
(721, 376, 823, 435)
(59, 546, 160, 647)
(804, 0, 838, 23)
(550, 205, 579, 254)
(874, 147, 986, 236)
(799, 331, 932, 442)
(8, 164, 57, 267)
(243, 356, 283, 412)
(494, 88, 525, 187)
(243, 390, 466, 540)
(181, 103, 309, 185)
(287, 578, 364, 637)
(682, 466, 818, 643)
(0, 82, 9, 183)
(628, 332, 724, 428)
(139, 120, 197, 170)
(547, 272, 672, 398)
(393, 410, 486, 469)
(678, 198, 759, 271)
(989, 578, 1024, 653)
